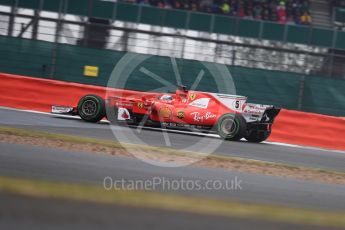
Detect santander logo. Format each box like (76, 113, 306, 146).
(121, 111, 129, 119)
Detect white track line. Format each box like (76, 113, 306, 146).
(1, 106, 344, 154)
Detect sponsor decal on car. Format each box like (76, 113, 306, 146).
(189, 98, 210, 109)
(52, 106, 73, 114)
(115, 102, 133, 107)
(190, 112, 216, 123)
(177, 111, 185, 119)
(159, 107, 172, 119)
(137, 102, 143, 109)
(189, 93, 196, 101)
(117, 108, 131, 120)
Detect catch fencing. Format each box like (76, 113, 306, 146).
(0, 1, 344, 115)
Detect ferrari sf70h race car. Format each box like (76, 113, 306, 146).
(52, 86, 280, 143)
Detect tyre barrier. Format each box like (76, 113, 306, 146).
(1, 73, 344, 151)
(270, 109, 345, 151)
(0, 73, 153, 112)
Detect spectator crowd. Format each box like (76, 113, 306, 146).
(126, 0, 312, 25)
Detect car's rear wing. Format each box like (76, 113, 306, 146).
(242, 103, 280, 124)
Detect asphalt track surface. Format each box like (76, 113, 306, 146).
(1, 193, 343, 230)
(1, 107, 345, 229)
(1, 142, 345, 211)
(1, 107, 345, 171)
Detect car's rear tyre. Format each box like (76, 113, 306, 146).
(78, 94, 105, 122)
(217, 114, 246, 141)
(245, 131, 271, 143)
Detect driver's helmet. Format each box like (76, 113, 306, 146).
(160, 94, 173, 101)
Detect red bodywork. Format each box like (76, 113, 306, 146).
(106, 89, 247, 127)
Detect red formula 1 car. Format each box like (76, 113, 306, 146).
(52, 86, 280, 143)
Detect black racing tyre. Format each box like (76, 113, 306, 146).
(217, 114, 246, 141)
(245, 131, 271, 143)
(77, 94, 105, 122)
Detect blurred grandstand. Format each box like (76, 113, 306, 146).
(0, 0, 342, 74)
(0, 0, 344, 115)
(123, 0, 312, 25)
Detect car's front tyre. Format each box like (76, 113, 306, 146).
(78, 94, 105, 122)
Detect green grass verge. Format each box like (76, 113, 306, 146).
(0, 125, 206, 157)
(0, 176, 345, 228)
